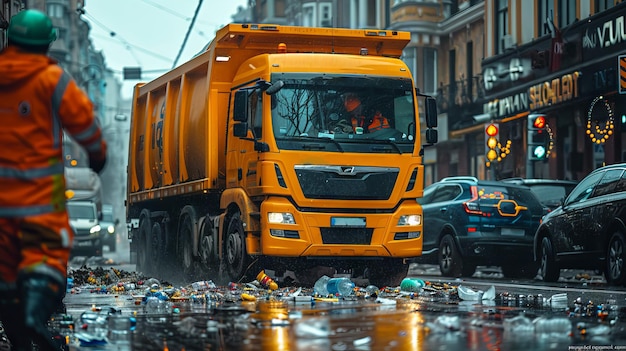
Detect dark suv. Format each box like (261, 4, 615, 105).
(501, 178, 578, 211)
(534, 163, 626, 285)
(415, 176, 544, 278)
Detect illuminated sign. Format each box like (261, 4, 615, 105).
(529, 71, 581, 110)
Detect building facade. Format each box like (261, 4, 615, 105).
(449, 0, 625, 182)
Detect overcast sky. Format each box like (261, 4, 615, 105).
(83, 0, 248, 98)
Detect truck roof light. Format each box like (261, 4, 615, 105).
(278, 43, 287, 53)
(216, 56, 230, 62)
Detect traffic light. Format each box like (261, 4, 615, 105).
(528, 114, 549, 161)
(485, 122, 499, 166)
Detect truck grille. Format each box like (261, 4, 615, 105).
(295, 165, 398, 200)
(320, 227, 373, 245)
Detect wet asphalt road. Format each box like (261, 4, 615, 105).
(51, 238, 626, 351)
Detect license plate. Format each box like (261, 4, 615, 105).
(501, 228, 524, 236)
(331, 217, 366, 227)
(75, 240, 93, 247)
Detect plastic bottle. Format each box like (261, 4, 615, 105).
(400, 278, 425, 292)
(313, 275, 331, 296)
(326, 277, 355, 296)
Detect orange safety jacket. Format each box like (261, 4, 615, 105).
(0, 46, 107, 217)
(351, 111, 390, 132)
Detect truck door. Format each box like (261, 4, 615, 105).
(227, 89, 262, 189)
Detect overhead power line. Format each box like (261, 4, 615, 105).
(82, 11, 144, 66)
(172, 0, 203, 69)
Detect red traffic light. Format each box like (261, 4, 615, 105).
(533, 115, 546, 129)
(485, 123, 499, 136)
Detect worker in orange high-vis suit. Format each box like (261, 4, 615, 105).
(0, 9, 107, 351)
(343, 92, 390, 133)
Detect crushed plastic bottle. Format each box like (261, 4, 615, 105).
(533, 316, 572, 338)
(192, 280, 216, 291)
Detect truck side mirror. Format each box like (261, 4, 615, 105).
(425, 97, 438, 128)
(233, 90, 248, 122)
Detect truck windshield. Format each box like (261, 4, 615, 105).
(67, 204, 96, 220)
(270, 74, 416, 153)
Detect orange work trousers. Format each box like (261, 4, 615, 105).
(0, 211, 73, 283)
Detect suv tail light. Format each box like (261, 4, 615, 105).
(463, 185, 482, 215)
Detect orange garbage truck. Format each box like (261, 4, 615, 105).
(126, 24, 438, 286)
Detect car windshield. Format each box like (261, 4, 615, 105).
(67, 203, 96, 220)
(269, 74, 417, 153)
(102, 211, 114, 223)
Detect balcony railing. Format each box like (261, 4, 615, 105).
(435, 75, 486, 129)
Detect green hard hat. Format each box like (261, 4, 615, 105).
(8, 9, 57, 46)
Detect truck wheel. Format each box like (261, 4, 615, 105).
(180, 215, 197, 281)
(146, 222, 164, 275)
(224, 211, 251, 282)
(136, 216, 152, 274)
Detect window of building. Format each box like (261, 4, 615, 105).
(302, 4, 314, 27)
(595, 0, 615, 12)
(538, 0, 555, 37)
(47, 3, 65, 18)
(275, 0, 286, 17)
(423, 47, 437, 95)
(495, 0, 508, 54)
(320, 3, 332, 27)
(558, 0, 576, 27)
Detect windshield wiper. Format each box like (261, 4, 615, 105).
(367, 139, 403, 154)
(278, 136, 344, 152)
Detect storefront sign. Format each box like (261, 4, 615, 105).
(484, 91, 529, 119)
(529, 71, 581, 110)
(582, 8, 626, 57)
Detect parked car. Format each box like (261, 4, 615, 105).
(414, 176, 545, 278)
(500, 178, 578, 211)
(100, 204, 119, 252)
(534, 163, 626, 285)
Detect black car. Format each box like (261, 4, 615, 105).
(534, 163, 626, 285)
(501, 178, 578, 211)
(415, 176, 545, 278)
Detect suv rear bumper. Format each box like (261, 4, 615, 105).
(459, 239, 534, 264)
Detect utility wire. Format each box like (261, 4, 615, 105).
(82, 11, 143, 66)
(172, 0, 203, 69)
(91, 33, 173, 64)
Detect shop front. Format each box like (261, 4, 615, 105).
(450, 3, 625, 180)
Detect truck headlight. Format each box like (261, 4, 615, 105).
(107, 225, 115, 234)
(90, 225, 101, 234)
(397, 214, 421, 226)
(268, 212, 296, 224)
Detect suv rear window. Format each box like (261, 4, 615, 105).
(477, 185, 542, 210)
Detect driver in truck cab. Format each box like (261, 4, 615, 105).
(0, 9, 107, 351)
(343, 92, 390, 133)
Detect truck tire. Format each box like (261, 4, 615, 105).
(146, 222, 165, 275)
(224, 211, 252, 282)
(136, 216, 151, 274)
(180, 214, 197, 281)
